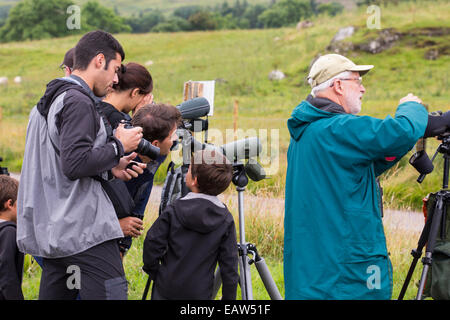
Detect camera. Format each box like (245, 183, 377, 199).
(0, 157, 9, 176)
(409, 110, 450, 183)
(122, 120, 160, 160)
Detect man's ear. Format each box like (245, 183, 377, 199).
(190, 175, 199, 188)
(95, 53, 106, 70)
(152, 140, 160, 147)
(332, 79, 344, 96)
(3, 199, 13, 211)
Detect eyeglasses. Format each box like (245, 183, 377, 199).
(331, 77, 363, 86)
(60, 65, 72, 72)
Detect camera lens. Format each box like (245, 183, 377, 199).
(136, 138, 160, 160)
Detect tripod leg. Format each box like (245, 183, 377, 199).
(254, 256, 282, 300)
(416, 196, 444, 300)
(398, 205, 436, 300)
(211, 267, 222, 300)
(238, 245, 253, 300)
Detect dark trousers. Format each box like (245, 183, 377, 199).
(39, 240, 127, 300)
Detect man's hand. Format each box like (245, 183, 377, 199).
(115, 124, 143, 153)
(399, 93, 423, 105)
(119, 216, 144, 238)
(112, 152, 147, 181)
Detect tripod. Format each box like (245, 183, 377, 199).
(212, 162, 282, 300)
(398, 134, 450, 300)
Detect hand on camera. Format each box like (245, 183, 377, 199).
(119, 216, 144, 238)
(112, 152, 147, 181)
(399, 93, 423, 105)
(115, 124, 143, 153)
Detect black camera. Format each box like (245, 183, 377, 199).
(122, 121, 160, 160)
(0, 157, 10, 176)
(409, 110, 450, 183)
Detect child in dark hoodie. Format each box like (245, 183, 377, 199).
(0, 175, 24, 300)
(143, 150, 238, 300)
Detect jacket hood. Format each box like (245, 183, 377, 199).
(173, 193, 229, 234)
(287, 95, 346, 141)
(36, 78, 90, 119)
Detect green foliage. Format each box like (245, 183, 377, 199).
(151, 16, 191, 33)
(0, 0, 352, 38)
(81, 1, 131, 34)
(317, 2, 345, 17)
(0, 0, 76, 42)
(0, 0, 131, 42)
(125, 10, 165, 33)
(258, 0, 313, 28)
(188, 10, 218, 31)
(173, 5, 203, 20)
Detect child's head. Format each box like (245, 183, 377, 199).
(0, 175, 19, 222)
(187, 150, 233, 196)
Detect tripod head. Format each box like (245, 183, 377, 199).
(232, 162, 249, 189)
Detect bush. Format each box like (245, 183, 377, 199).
(0, 0, 76, 42)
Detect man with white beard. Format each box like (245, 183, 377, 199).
(284, 54, 433, 299)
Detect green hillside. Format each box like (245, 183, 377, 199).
(0, 0, 449, 210)
(0, 0, 273, 16)
(0, 0, 358, 16)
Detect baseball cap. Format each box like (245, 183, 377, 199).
(60, 47, 75, 69)
(308, 54, 373, 87)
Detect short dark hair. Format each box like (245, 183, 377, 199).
(73, 30, 125, 71)
(190, 150, 233, 196)
(60, 47, 75, 69)
(113, 62, 153, 94)
(131, 103, 181, 142)
(0, 175, 19, 212)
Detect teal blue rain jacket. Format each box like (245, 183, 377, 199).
(284, 100, 428, 299)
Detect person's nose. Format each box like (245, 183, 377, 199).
(360, 84, 366, 94)
(113, 72, 119, 85)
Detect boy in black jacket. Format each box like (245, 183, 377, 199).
(143, 150, 238, 300)
(0, 175, 24, 300)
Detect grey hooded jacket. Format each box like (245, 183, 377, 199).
(17, 76, 124, 258)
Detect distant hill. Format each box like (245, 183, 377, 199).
(0, 0, 359, 16)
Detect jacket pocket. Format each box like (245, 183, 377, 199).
(338, 255, 392, 300)
(337, 209, 392, 299)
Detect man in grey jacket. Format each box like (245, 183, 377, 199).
(17, 30, 145, 300)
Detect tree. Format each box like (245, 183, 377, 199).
(258, 0, 312, 28)
(188, 11, 217, 31)
(152, 17, 191, 33)
(173, 5, 202, 20)
(243, 4, 267, 28)
(317, 2, 344, 17)
(0, 0, 76, 42)
(81, 1, 131, 34)
(126, 10, 165, 33)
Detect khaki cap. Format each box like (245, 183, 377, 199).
(308, 54, 373, 87)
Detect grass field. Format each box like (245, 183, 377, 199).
(1, 0, 449, 300)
